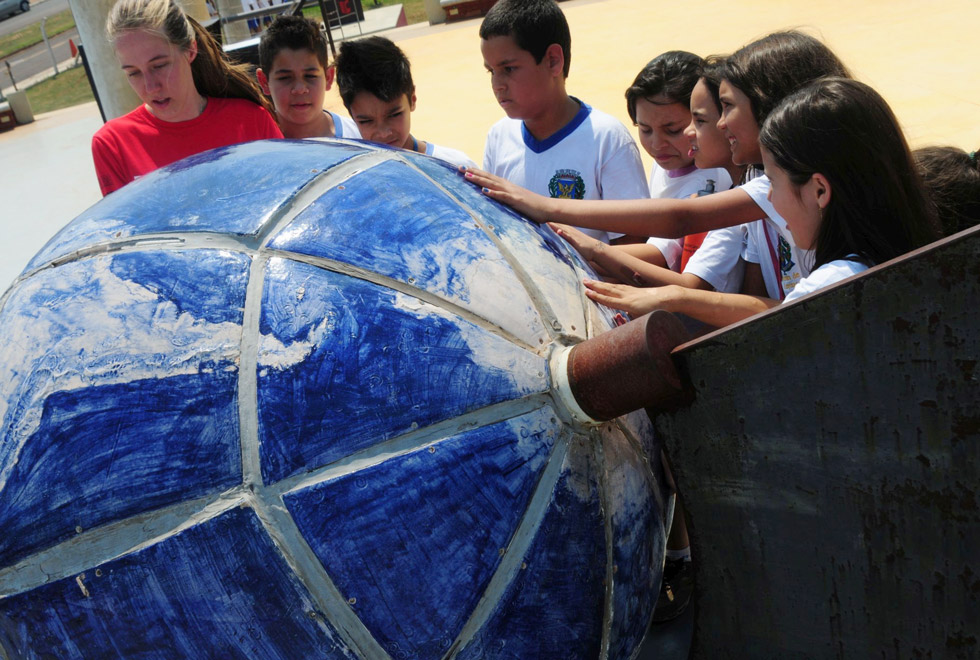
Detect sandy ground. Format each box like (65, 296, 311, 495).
(378, 0, 980, 166)
(1, 0, 978, 290)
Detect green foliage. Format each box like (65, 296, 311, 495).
(23, 65, 94, 115)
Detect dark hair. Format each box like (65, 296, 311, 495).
(699, 55, 750, 185)
(721, 30, 851, 126)
(258, 15, 328, 74)
(697, 55, 726, 113)
(625, 51, 702, 123)
(914, 146, 980, 238)
(760, 78, 938, 271)
(480, 0, 571, 78)
(335, 36, 414, 110)
(108, 0, 273, 115)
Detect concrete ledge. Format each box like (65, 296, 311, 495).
(441, 0, 496, 23)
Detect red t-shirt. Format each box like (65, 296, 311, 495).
(91, 96, 283, 196)
(680, 231, 709, 271)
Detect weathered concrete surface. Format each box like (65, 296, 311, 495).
(66, 0, 140, 120)
(656, 225, 980, 659)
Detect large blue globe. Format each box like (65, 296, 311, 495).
(0, 139, 667, 659)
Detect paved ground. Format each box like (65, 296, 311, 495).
(1, 0, 978, 309)
(0, 0, 67, 37)
(0, 100, 102, 289)
(1, 25, 78, 91)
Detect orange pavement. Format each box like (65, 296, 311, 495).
(323, 0, 980, 170)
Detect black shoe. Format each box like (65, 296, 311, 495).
(652, 557, 693, 623)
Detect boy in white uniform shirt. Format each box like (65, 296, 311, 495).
(479, 0, 648, 245)
(335, 36, 477, 170)
(257, 16, 360, 141)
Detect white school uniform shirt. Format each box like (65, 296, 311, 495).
(782, 258, 869, 303)
(425, 141, 478, 169)
(483, 99, 649, 243)
(646, 163, 732, 271)
(740, 175, 813, 299)
(683, 172, 757, 294)
(683, 224, 749, 293)
(329, 111, 361, 139)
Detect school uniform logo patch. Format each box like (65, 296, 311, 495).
(778, 235, 795, 274)
(777, 234, 803, 294)
(548, 169, 586, 199)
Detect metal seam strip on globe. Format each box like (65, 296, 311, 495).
(271, 395, 554, 498)
(253, 149, 393, 249)
(269, 246, 539, 353)
(0, 490, 244, 597)
(237, 252, 268, 486)
(597, 430, 617, 657)
(405, 156, 579, 346)
(444, 428, 571, 657)
(245, 487, 389, 659)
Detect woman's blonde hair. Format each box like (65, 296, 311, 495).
(107, 0, 274, 114)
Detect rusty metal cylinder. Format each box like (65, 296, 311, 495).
(565, 310, 691, 421)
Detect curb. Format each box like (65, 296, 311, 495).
(1, 55, 79, 98)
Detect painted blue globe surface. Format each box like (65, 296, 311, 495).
(0, 139, 667, 659)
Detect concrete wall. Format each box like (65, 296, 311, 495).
(68, 0, 140, 120)
(655, 226, 980, 658)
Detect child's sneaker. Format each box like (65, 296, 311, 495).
(652, 556, 693, 622)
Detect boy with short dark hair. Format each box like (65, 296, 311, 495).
(256, 15, 359, 139)
(479, 0, 648, 244)
(335, 36, 477, 169)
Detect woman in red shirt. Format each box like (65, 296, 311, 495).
(92, 0, 283, 196)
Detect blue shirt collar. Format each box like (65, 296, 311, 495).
(521, 98, 592, 154)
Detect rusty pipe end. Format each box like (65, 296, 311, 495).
(562, 310, 692, 422)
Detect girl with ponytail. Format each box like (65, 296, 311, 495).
(91, 0, 282, 196)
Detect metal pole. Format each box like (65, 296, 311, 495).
(40, 17, 60, 76)
(316, 0, 336, 58)
(4, 61, 16, 92)
(78, 44, 107, 123)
